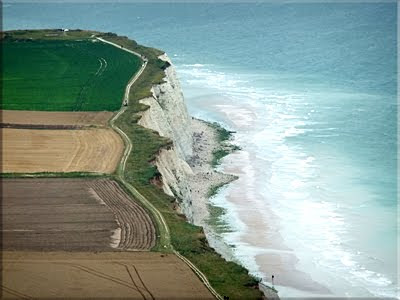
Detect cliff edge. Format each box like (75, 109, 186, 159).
(130, 48, 278, 299)
(137, 54, 195, 221)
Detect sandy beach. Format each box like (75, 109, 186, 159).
(216, 141, 331, 294)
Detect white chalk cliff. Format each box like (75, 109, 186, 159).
(138, 54, 194, 221)
(136, 54, 279, 299)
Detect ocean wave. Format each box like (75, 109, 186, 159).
(179, 61, 397, 299)
(180, 63, 207, 68)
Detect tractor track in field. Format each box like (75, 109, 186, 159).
(1, 285, 34, 300)
(131, 263, 155, 300)
(70, 263, 142, 293)
(116, 262, 155, 300)
(120, 264, 147, 300)
(2, 251, 215, 299)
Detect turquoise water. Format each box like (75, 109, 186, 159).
(4, 3, 397, 298)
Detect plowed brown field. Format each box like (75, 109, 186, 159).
(1, 110, 114, 126)
(2, 251, 214, 299)
(2, 178, 156, 251)
(1, 128, 123, 173)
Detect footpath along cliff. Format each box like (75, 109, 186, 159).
(130, 48, 279, 300)
(137, 53, 195, 221)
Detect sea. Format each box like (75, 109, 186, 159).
(4, 2, 398, 298)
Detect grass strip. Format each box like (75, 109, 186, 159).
(209, 122, 241, 167)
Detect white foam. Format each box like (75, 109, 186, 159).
(181, 63, 206, 67)
(179, 62, 398, 299)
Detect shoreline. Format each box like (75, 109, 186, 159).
(189, 113, 330, 297)
(188, 117, 238, 261)
(188, 117, 237, 226)
(188, 117, 280, 298)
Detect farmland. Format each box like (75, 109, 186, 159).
(2, 251, 214, 299)
(2, 128, 123, 173)
(2, 178, 156, 251)
(0, 29, 266, 299)
(2, 39, 141, 111)
(1, 110, 113, 127)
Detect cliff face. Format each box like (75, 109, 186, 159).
(135, 53, 278, 299)
(138, 54, 194, 220)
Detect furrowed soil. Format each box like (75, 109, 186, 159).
(1, 110, 114, 127)
(2, 178, 156, 251)
(1, 128, 123, 173)
(2, 251, 214, 299)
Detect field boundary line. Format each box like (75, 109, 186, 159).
(99, 36, 222, 300)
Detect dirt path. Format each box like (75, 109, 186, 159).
(98, 37, 223, 300)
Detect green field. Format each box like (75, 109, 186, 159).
(2, 39, 141, 111)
